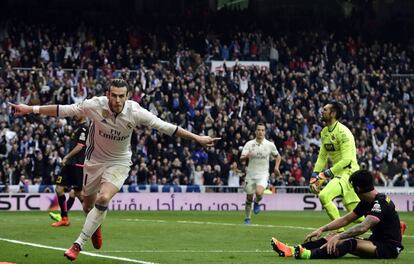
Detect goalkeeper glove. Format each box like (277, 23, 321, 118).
(309, 169, 333, 194)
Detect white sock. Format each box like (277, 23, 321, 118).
(75, 205, 107, 249)
(245, 201, 252, 219)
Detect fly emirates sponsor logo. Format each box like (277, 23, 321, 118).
(99, 128, 129, 141)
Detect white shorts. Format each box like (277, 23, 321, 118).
(244, 177, 268, 195)
(83, 162, 130, 196)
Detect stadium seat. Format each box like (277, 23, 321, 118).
(173, 185, 182, 192)
(162, 185, 171, 192)
(128, 185, 138, 192)
(38, 185, 54, 193)
(193, 185, 201, 193)
(150, 184, 159, 192)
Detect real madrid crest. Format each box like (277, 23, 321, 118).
(127, 122, 133, 129)
(102, 109, 110, 119)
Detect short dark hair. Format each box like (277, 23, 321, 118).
(349, 170, 375, 194)
(256, 122, 266, 129)
(329, 101, 343, 119)
(108, 78, 130, 93)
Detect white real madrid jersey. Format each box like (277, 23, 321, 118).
(241, 139, 279, 179)
(59, 96, 177, 165)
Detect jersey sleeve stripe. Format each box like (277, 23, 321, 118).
(85, 122, 95, 160)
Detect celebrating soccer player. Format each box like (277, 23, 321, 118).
(9, 78, 220, 261)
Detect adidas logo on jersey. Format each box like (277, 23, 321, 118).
(371, 202, 382, 213)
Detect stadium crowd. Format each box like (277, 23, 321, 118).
(1, 10, 414, 192)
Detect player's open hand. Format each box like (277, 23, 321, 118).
(196, 135, 221, 148)
(304, 228, 323, 242)
(8, 102, 32, 116)
(320, 233, 340, 255)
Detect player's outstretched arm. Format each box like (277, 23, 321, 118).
(174, 127, 221, 148)
(9, 103, 59, 117)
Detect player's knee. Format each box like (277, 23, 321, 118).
(246, 195, 253, 202)
(96, 193, 112, 205)
(318, 191, 331, 205)
(255, 188, 264, 196)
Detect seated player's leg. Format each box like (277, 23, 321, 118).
(356, 239, 402, 259)
(271, 237, 330, 258)
(318, 178, 344, 231)
(271, 237, 294, 257)
(244, 178, 256, 224)
(350, 239, 377, 258)
(253, 178, 267, 214)
(295, 238, 358, 259)
(300, 237, 328, 250)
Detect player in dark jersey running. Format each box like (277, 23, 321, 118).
(50, 115, 88, 227)
(271, 169, 405, 259)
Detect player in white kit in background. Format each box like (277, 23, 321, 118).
(240, 123, 281, 224)
(9, 78, 220, 261)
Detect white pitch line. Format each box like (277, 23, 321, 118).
(100, 250, 274, 253)
(178, 220, 315, 230)
(122, 218, 315, 231)
(122, 218, 414, 239)
(101, 249, 414, 254)
(0, 237, 157, 264)
(99, 249, 414, 254)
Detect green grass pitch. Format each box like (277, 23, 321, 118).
(0, 211, 412, 263)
